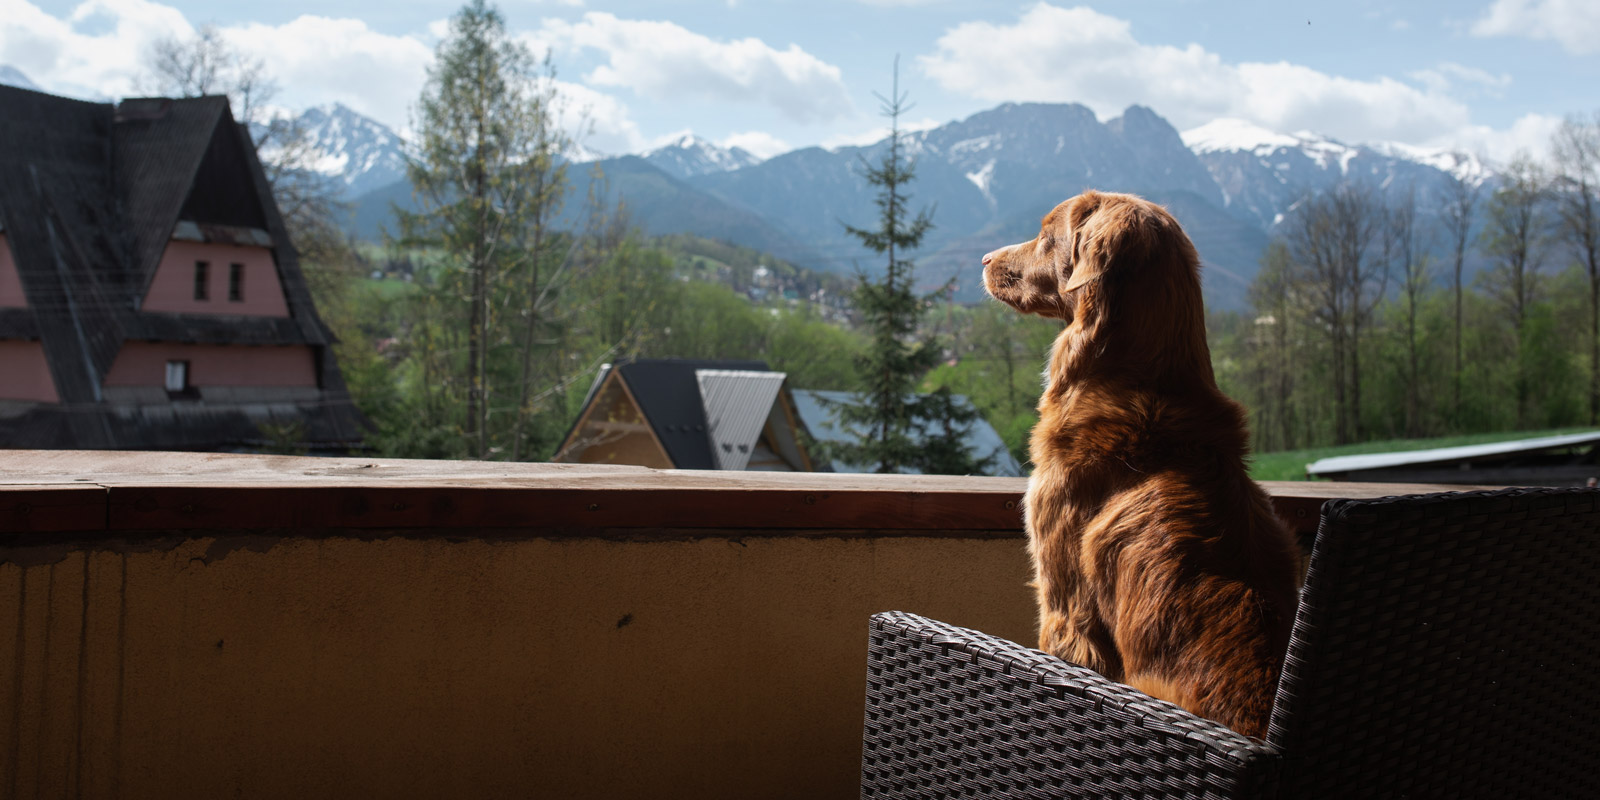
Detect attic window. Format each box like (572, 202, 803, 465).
(228, 263, 244, 302)
(165, 360, 189, 393)
(194, 261, 209, 300)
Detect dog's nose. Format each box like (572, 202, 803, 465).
(981, 249, 998, 266)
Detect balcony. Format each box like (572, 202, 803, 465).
(0, 451, 1479, 798)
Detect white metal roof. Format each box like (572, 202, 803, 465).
(1305, 431, 1600, 476)
(695, 369, 787, 471)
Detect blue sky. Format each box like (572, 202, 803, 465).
(3, 1, 1596, 161)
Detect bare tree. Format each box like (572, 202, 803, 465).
(1385, 187, 1436, 437)
(1478, 154, 1552, 427)
(143, 24, 341, 260)
(1551, 113, 1600, 424)
(1441, 175, 1481, 430)
(508, 57, 583, 461)
(1286, 182, 1385, 444)
(146, 25, 272, 127)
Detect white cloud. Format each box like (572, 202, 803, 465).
(719, 130, 790, 159)
(0, 0, 194, 99)
(221, 16, 432, 132)
(550, 78, 645, 155)
(1409, 61, 1512, 96)
(0, 1, 640, 151)
(919, 3, 1479, 148)
(1432, 112, 1563, 164)
(538, 11, 853, 124)
(1471, 0, 1600, 55)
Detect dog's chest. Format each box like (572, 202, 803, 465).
(1022, 466, 1098, 544)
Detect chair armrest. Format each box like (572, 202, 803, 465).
(863, 611, 1281, 799)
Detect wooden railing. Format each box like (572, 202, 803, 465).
(0, 449, 1485, 538)
(0, 450, 1492, 800)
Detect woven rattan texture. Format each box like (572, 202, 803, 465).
(1269, 488, 1600, 798)
(862, 612, 1281, 799)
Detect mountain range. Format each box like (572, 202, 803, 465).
(0, 63, 1496, 310)
(323, 101, 1492, 310)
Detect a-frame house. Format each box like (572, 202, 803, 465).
(554, 359, 815, 471)
(0, 85, 364, 450)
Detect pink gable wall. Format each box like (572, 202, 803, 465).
(104, 343, 317, 388)
(141, 241, 290, 316)
(0, 234, 24, 308)
(0, 341, 59, 402)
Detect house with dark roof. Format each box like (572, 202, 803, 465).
(0, 85, 363, 451)
(553, 358, 1020, 476)
(555, 359, 814, 470)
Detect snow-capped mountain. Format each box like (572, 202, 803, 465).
(1182, 118, 1491, 231)
(687, 101, 1267, 303)
(285, 104, 408, 199)
(337, 100, 1492, 309)
(0, 65, 41, 92)
(643, 134, 763, 179)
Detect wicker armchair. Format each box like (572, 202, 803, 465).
(862, 488, 1600, 798)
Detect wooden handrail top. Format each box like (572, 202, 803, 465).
(0, 450, 1494, 536)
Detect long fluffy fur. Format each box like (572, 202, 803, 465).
(981, 191, 1300, 739)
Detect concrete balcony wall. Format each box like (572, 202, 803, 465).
(0, 452, 1474, 799)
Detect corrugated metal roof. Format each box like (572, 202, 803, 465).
(696, 369, 787, 470)
(616, 359, 769, 469)
(1305, 431, 1600, 476)
(791, 389, 1023, 477)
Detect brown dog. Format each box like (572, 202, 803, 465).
(982, 190, 1300, 739)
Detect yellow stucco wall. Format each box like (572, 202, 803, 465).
(0, 531, 1034, 799)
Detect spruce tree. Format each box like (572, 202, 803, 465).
(816, 61, 993, 475)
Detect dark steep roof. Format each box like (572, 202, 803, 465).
(614, 359, 769, 469)
(0, 85, 363, 450)
(0, 86, 123, 415)
(114, 96, 229, 296)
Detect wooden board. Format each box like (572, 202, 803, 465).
(0, 450, 1496, 536)
(0, 484, 108, 533)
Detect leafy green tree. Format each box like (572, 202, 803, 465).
(402, 0, 559, 458)
(1246, 240, 1298, 451)
(923, 303, 1060, 465)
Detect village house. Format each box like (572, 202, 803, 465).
(0, 85, 364, 451)
(554, 358, 1019, 475)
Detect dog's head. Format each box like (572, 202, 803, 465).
(982, 191, 1209, 376)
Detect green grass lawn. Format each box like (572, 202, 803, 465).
(1249, 427, 1598, 481)
(359, 277, 418, 300)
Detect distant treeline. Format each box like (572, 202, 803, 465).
(929, 118, 1600, 464)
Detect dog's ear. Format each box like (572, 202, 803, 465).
(1061, 192, 1103, 293)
